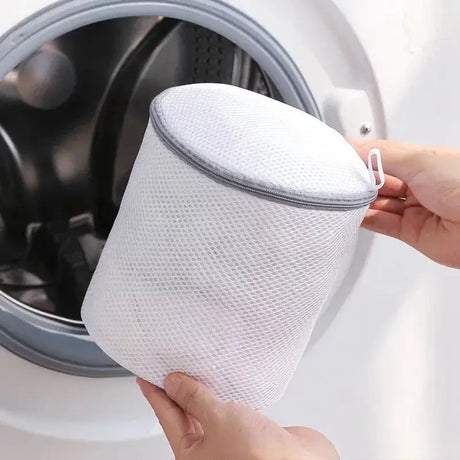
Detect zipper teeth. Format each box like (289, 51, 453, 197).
(150, 107, 377, 210)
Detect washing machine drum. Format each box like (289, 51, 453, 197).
(82, 83, 380, 409)
(0, 18, 276, 322)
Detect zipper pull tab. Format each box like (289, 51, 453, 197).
(368, 148, 385, 190)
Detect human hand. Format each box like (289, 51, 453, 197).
(137, 374, 339, 460)
(349, 138, 460, 268)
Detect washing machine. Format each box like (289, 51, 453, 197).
(0, 1, 458, 459)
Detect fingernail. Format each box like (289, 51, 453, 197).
(164, 374, 182, 397)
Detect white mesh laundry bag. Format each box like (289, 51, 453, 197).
(82, 83, 383, 409)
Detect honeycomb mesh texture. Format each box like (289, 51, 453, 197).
(152, 83, 375, 205)
(82, 120, 367, 409)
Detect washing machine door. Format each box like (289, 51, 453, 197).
(0, 1, 385, 459)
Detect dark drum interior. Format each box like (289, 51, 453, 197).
(0, 17, 281, 323)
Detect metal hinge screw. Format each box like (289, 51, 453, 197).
(360, 123, 372, 135)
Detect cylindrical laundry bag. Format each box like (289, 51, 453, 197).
(82, 83, 382, 409)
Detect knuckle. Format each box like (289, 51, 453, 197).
(225, 401, 244, 413)
(183, 385, 202, 414)
(223, 401, 249, 422)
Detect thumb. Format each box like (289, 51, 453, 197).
(347, 138, 430, 184)
(164, 373, 223, 427)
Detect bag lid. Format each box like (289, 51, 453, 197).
(151, 83, 378, 209)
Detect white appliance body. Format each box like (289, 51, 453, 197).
(0, 1, 458, 459)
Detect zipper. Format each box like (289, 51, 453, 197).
(150, 101, 378, 210)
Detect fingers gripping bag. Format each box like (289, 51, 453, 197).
(82, 83, 383, 409)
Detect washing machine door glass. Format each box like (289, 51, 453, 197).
(0, 7, 319, 376)
(0, 17, 279, 321)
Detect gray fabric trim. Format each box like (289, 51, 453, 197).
(150, 89, 377, 210)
